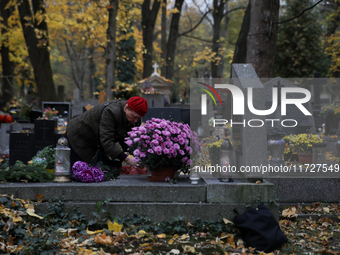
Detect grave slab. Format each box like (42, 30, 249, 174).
(0, 123, 34, 155)
(9, 133, 35, 165)
(0, 175, 279, 222)
(204, 178, 276, 204)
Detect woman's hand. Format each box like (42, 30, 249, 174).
(124, 156, 137, 167)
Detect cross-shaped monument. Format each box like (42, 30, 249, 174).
(152, 63, 160, 77)
(273, 80, 284, 107)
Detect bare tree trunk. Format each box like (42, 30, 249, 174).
(89, 46, 96, 99)
(17, 0, 57, 104)
(161, 0, 167, 76)
(106, 0, 119, 100)
(142, 0, 161, 78)
(64, 39, 87, 101)
(165, 0, 184, 80)
(232, 1, 251, 65)
(0, 0, 14, 104)
(211, 0, 226, 78)
(246, 0, 279, 78)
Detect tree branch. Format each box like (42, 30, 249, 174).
(182, 34, 213, 43)
(192, 0, 213, 26)
(274, 0, 323, 24)
(224, 6, 247, 17)
(168, 8, 212, 45)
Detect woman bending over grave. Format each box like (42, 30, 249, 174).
(66, 96, 148, 171)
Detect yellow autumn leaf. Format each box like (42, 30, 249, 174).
(183, 245, 195, 253)
(12, 215, 22, 223)
(180, 234, 189, 240)
(137, 230, 147, 237)
(86, 227, 105, 235)
(107, 220, 122, 232)
(78, 247, 98, 255)
(168, 238, 174, 244)
(25, 204, 43, 219)
(170, 7, 180, 13)
(157, 233, 166, 239)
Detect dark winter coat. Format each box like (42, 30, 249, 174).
(66, 100, 132, 162)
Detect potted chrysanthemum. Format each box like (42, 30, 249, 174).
(290, 133, 323, 164)
(125, 118, 201, 181)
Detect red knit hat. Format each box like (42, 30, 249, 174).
(127, 97, 148, 116)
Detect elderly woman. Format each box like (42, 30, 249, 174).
(66, 96, 148, 169)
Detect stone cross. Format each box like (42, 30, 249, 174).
(273, 80, 284, 107)
(152, 63, 160, 77)
(39, 123, 50, 140)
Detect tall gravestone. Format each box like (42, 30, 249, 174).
(0, 123, 34, 155)
(230, 64, 268, 180)
(263, 77, 316, 135)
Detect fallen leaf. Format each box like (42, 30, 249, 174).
(25, 204, 43, 219)
(86, 228, 105, 235)
(7, 235, 15, 246)
(223, 218, 233, 225)
(169, 249, 180, 254)
(12, 215, 22, 223)
(323, 207, 330, 214)
(183, 245, 195, 253)
(137, 230, 147, 237)
(35, 194, 43, 203)
(282, 206, 297, 218)
(94, 232, 113, 245)
(57, 228, 78, 237)
(180, 234, 189, 240)
(107, 220, 122, 232)
(168, 239, 174, 244)
(157, 233, 166, 238)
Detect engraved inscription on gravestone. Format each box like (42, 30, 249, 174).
(9, 133, 35, 166)
(34, 119, 58, 151)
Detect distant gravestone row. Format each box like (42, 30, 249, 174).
(8, 119, 63, 166)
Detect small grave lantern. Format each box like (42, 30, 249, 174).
(267, 128, 286, 166)
(219, 138, 234, 182)
(53, 137, 72, 182)
(190, 167, 200, 185)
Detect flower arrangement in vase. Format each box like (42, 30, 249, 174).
(208, 139, 223, 166)
(125, 118, 201, 180)
(290, 133, 323, 154)
(43, 107, 58, 120)
(321, 104, 340, 120)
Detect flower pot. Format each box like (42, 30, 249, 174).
(297, 153, 313, 164)
(147, 166, 176, 182)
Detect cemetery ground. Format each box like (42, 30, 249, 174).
(1, 191, 340, 255)
(1, 135, 340, 254)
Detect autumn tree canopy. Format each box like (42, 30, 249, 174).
(0, 0, 338, 106)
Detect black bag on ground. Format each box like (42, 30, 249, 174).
(233, 203, 288, 252)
